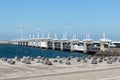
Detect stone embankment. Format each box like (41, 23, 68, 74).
(97, 48, 120, 56)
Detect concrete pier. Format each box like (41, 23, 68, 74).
(11, 36, 120, 53)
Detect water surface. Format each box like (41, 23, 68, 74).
(0, 44, 87, 58)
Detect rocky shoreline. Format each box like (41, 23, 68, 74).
(96, 48, 120, 56)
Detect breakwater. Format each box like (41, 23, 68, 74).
(11, 38, 120, 53)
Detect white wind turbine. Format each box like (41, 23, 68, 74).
(63, 26, 71, 40)
(37, 28, 40, 39)
(20, 24, 24, 40)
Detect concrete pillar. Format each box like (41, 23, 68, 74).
(19, 41, 21, 45)
(35, 41, 38, 47)
(23, 41, 25, 46)
(52, 41, 55, 50)
(20, 41, 21, 45)
(70, 42, 73, 52)
(31, 41, 33, 47)
(60, 41, 63, 51)
(28, 41, 30, 46)
(30, 41, 32, 47)
(25, 41, 27, 46)
(39, 41, 41, 48)
(17, 41, 19, 45)
(83, 42, 87, 53)
(24, 41, 26, 46)
(100, 41, 109, 51)
(21, 41, 23, 46)
(21, 41, 22, 45)
(18, 41, 19, 45)
(25, 41, 28, 46)
(46, 40, 48, 49)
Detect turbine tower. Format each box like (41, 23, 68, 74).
(103, 32, 106, 39)
(47, 33, 50, 39)
(20, 24, 24, 40)
(64, 26, 71, 40)
(33, 33, 35, 39)
(29, 35, 31, 39)
(54, 33, 57, 39)
(42, 33, 44, 39)
(65, 30, 68, 40)
(37, 30, 40, 39)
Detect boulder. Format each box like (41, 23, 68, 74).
(91, 59, 97, 64)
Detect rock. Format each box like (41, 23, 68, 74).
(103, 58, 107, 61)
(30, 57, 34, 61)
(82, 56, 87, 60)
(118, 59, 120, 63)
(1, 58, 7, 61)
(45, 58, 49, 61)
(70, 56, 74, 59)
(14, 56, 18, 60)
(59, 60, 63, 63)
(26, 56, 31, 59)
(46, 60, 52, 65)
(8, 59, 15, 65)
(42, 57, 45, 60)
(40, 60, 44, 64)
(66, 61, 71, 65)
(42, 60, 47, 64)
(112, 58, 117, 62)
(83, 59, 87, 63)
(57, 56, 60, 59)
(21, 59, 26, 63)
(91, 59, 97, 64)
(53, 59, 58, 63)
(107, 60, 112, 64)
(96, 48, 120, 56)
(36, 59, 40, 63)
(37, 56, 42, 59)
(67, 57, 71, 60)
(25, 60, 31, 64)
(16, 58, 21, 61)
(23, 56, 27, 59)
(98, 59, 103, 63)
(76, 57, 81, 62)
(62, 57, 66, 60)
(87, 55, 92, 59)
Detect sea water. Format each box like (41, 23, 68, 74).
(0, 44, 87, 58)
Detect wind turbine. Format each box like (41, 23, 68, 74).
(47, 32, 51, 39)
(54, 33, 57, 39)
(37, 29, 40, 39)
(20, 24, 24, 40)
(103, 32, 106, 39)
(42, 33, 44, 39)
(64, 26, 72, 40)
(32, 33, 35, 39)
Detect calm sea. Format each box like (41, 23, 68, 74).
(0, 44, 87, 58)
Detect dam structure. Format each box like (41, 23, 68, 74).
(10, 31, 120, 53)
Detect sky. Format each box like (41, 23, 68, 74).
(0, 0, 120, 40)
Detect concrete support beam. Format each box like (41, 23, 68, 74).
(45, 40, 48, 49)
(35, 41, 38, 47)
(83, 42, 87, 53)
(60, 41, 63, 51)
(52, 41, 55, 50)
(70, 42, 73, 52)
